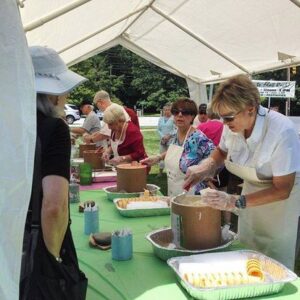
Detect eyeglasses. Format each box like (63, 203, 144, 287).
(171, 108, 193, 116)
(219, 111, 241, 123)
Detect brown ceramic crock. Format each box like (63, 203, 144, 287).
(83, 149, 105, 170)
(116, 162, 147, 193)
(171, 195, 221, 250)
(79, 143, 96, 158)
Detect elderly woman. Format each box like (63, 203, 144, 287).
(184, 74, 300, 270)
(102, 104, 148, 165)
(157, 103, 176, 176)
(21, 46, 87, 298)
(142, 98, 215, 196)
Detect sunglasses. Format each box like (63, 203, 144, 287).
(171, 108, 193, 116)
(219, 111, 241, 123)
(199, 111, 207, 115)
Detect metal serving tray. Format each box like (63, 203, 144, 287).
(146, 227, 237, 261)
(167, 250, 297, 300)
(103, 184, 160, 201)
(113, 197, 170, 217)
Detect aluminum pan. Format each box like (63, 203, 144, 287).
(103, 184, 160, 201)
(167, 250, 298, 300)
(113, 197, 170, 217)
(146, 227, 238, 261)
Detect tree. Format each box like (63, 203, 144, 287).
(68, 45, 189, 111)
(69, 54, 124, 106)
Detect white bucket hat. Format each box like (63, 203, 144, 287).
(29, 46, 87, 95)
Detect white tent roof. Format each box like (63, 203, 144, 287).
(20, 0, 300, 85)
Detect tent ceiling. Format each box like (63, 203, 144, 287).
(20, 0, 300, 84)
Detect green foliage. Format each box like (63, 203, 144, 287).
(68, 54, 124, 106)
(67, 45, 188, 111)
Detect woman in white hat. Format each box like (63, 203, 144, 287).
(20, 46, 87, 298)
(184, 74, 300, 270)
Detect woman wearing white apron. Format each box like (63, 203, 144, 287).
(184, 75, 300, 270)
(142, 98, 215, 196)
(102, 104, 148, 165)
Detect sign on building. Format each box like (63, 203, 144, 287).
(252, 80, 296, 98)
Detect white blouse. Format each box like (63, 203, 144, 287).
(219, 106, 300, 179)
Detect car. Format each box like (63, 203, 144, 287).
(64, 104, 80, 124)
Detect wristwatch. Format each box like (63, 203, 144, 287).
(235, 195, 247, 209)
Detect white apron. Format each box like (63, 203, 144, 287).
(165, 127, 194, 197)
(225, 113, 300, 269)
(111, 122, 127, 158)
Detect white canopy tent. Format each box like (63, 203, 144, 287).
(2, 1, 300, 299)
(20, 0, 300, 103)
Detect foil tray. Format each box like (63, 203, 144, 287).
(146, 227, 238, 261)
(103, 184, 160, 201)
(167, 250, 298, 300)
(113, 197, 170, 217)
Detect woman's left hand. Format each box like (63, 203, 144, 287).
(202, 190, 238, 211)
(109, 156, 123, 166)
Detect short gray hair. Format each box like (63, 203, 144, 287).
(103, 103, 126, 124)
(93, 90, 111, 104)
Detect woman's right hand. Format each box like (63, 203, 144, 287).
(140, 155, 161, 166)
(183, 157, 217, 190)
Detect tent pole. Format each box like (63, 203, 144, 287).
(119, 0, 156, 36)
(24, 0, 91, 32)
(150, 5, 249, 74)
(290, 0, 300, 8)
(58, 5, 149, 54)
(287, 68, 291, 116)
(121, 35, 192, 81)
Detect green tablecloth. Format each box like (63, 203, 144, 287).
(70, 190, 300, 300)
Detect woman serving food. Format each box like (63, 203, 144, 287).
(142, 98, 215, 196)
(102, 104, 148, 166)
(184, 74, 300, 270)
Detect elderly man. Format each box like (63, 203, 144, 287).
(71, 99, 100, 136)
(83, 90, 139, 144)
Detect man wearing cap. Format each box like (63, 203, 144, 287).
(193, 103, 208, 127)
(71, 99, 101, 137)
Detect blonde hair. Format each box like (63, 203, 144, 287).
(103, 103, 126, 124)
(93, 90, 111, 104)
(211, 74, 260, 114)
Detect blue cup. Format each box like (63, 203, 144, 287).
(84, 208, 99, 235)
(112, 233, 133, 261)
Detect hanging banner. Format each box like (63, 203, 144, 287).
(252, 80, 296, 98)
